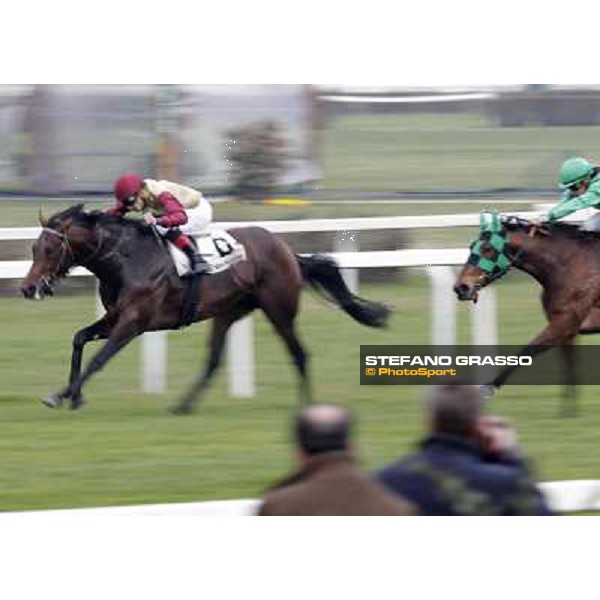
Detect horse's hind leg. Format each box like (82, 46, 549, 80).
(559, 339, 578, 418)
(171, 308, 254, 415)
(275, 322, 311, 404)
(43, 316, 113, 409)
(260, 302, 311, 404)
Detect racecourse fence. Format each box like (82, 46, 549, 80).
(4, 211, 599, 516)
(10, 479, 600, 515)
(0, 210, 548, 397)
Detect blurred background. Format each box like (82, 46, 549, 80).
(2, 84, 600, 197)
(1, 84, 599, 512)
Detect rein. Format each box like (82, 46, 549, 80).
(41, 224, 124, 276)
(42, 227, 76, 278)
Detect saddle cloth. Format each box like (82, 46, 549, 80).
(168, 229, 247, 277)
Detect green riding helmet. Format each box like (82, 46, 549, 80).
(558, 157, 594, 189)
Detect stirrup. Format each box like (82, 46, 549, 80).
(191, 255, 210, 274)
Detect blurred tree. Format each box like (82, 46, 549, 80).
(227, 121, 288, 200)
(154, 84, 181, 181)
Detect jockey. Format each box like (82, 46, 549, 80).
(106, 173, 213, 274)
(547, 157, 600, 230)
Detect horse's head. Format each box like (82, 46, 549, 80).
(20, 205, 85, 300)
(454, 211, 519, 303)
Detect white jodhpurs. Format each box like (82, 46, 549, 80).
(180, 201, 213, 236)
(581, 212, 600, 232)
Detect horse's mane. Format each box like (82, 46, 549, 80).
(47, 203, 149, 234)
(500, 215, 600, 242)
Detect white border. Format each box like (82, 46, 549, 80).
(2, 2, 599, 598)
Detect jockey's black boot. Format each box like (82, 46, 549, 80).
(191, 253, 210, 275)
(182, 245, 209, 275)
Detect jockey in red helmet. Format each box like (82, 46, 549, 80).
(107, 173, 213, 274)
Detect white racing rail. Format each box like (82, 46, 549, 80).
(7, 480, 600, 515)
(0, 211, 545, 396)
(2, 211, 598, 516)
(0, 210, 542, 241)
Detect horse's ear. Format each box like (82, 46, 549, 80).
(38, 207, 48, 228)
(492, 208, 501, 233)
(480, 211, 495, 232)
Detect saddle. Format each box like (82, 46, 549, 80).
(167, 229, 247, 277)
(167, 230, 247, 328)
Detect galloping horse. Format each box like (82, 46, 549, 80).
(21, 205, 390, 414)
(454, 212, 600, 415)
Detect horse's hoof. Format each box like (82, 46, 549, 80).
(169, 403, 193, 416)
(41, 395, 64, 409)
(480, 384, 496, 399)
(69, 396, 86, 410)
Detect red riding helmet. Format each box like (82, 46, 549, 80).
(114, 173, 144, 204)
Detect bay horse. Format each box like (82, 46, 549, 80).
(21, 204, 390, 414)
(454, 212, 600, 416)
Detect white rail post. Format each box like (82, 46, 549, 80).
(471, 288, 497, 346)
(333, 231, 359, 294)
(468, 288, 498, 384)
(227, 316, 255, 398)
(425, 266, 456, 346)
(141, 333, 167, 394)
(95, 280, 104, 319)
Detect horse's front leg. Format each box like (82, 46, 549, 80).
(487, 313, 584, 395)
(61, 313, 146, 410)
(43, 316, 114, 409)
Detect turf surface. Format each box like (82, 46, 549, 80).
(1, 276, 599, 511)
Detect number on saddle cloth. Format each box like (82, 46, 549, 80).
(166, 230, 246, 277)
(213, 237, 234, 257)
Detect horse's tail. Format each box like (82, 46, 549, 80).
(296, 253, 391, 328)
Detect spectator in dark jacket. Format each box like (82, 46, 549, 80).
(258, 404, 416, 516)
(376, 385, 552, 515)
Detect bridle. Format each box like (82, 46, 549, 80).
(40, 223, 121, 279)
(39, 228, 76, 289)
(467, 220, 532, 291)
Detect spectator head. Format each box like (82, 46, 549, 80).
(423, 385, 484, 438)
(294, 404, 353, 464)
